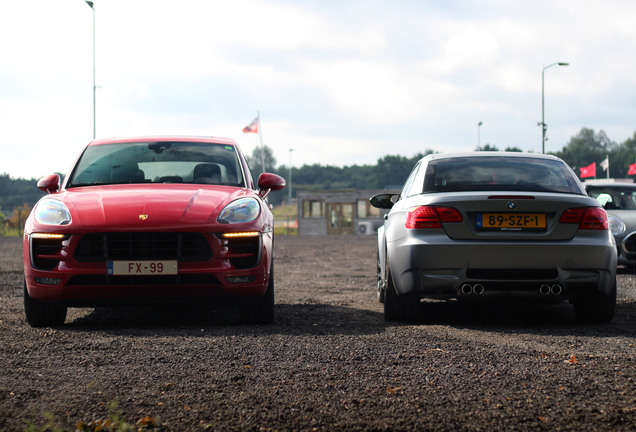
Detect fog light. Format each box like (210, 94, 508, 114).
(225, 275, 256, 284)
(35, 277, 62, 285)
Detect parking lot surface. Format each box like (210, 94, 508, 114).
(1, 236, 634, 431)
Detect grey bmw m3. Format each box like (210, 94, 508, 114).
(371, 152, 617, 323)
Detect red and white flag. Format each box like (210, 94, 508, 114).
(628, 163, 636, 176)
(579, 162, 596, 179)
(242, 117, 259, 134)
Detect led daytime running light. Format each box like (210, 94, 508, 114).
(31, 233, 67, 239)
(222, 231, 260, 238)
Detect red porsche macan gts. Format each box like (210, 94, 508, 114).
(23, 136, 285, 327)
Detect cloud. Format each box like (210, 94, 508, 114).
(1, 0, 636, 178)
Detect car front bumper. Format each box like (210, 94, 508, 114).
(23, 231, 272, 306)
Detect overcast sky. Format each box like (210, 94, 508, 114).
(1, 0, 635, 179)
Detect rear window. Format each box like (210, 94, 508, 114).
(422, 156, 582, 194)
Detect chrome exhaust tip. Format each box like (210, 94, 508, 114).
(550, 284, 563, 295)
(473, 284, 485, 295)
(539, 284, 551, 295)
(461, 284, 473, 295)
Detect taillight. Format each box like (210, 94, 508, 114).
(405, 206, 462, 229)
(560, 207, 609, 230)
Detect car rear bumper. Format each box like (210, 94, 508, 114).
(388, 232, 617, 300)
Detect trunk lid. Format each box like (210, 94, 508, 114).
(416, 191, 601, 241)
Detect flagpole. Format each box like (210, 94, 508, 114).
(257, 111, 265, 173)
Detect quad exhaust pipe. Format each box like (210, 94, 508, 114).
(460, 283, 485, 295)
(458, 283, 563, 296)
(539, 284, 563, 296)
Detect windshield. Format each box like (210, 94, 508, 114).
(421, 156, 582, 194)
(587, 186, 636, 210)
(67, 141, 245, 187)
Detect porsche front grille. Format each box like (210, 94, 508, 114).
(224, 236, 261, 269)
(74, 232, 212, 262)
(31, 237, 65, 270)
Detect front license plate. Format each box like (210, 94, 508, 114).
(476, 213, 546, 231)
(107, 260, 178, 275)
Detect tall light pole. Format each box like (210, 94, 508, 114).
(540, 62, 569, 153)
(288, 149, 294, 204)
(477, 121, 483, 148)
(85, 1, 96, 139)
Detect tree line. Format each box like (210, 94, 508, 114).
(2, 127, 636, 215)
(0, 175, 46, 232)
(253, 127, 636, 204)
(551, 128, 636, 177)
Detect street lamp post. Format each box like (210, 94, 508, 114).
(540, 62, 569, 153)
(85, 1, 96, 139)
(288, 149, 294, 204)
(477, 121, 483, 148)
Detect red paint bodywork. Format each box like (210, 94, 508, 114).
(23, 136, 284, 307)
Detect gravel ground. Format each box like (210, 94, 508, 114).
(0, 235, 634, 431)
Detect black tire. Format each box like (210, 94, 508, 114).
(24, 282, 67, 327)
(383, 265, 420, 322)
(573, 278, 616, 323)
(377, 252, 385, 304)
(240, 262, 275, 324)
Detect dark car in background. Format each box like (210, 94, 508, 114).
(585, 181, 636, 269)
(371, 152, 617, 323)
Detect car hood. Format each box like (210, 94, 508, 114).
(57, 184, 253, 229)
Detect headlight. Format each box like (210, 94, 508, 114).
(217, 198, 260, 224)
(34, 199, 72, 226)
(608, 215, 625, 236)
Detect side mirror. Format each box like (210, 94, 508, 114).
(37, 174, 61, 194)
(370, 193, 398, 209)
(257, 173, 286, 199)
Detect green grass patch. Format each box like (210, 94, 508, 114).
(1, 226, 22, 237)
(272, 203, 298, 236)
(271, 202, 297, 218)
(23, 401, 169, 432)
